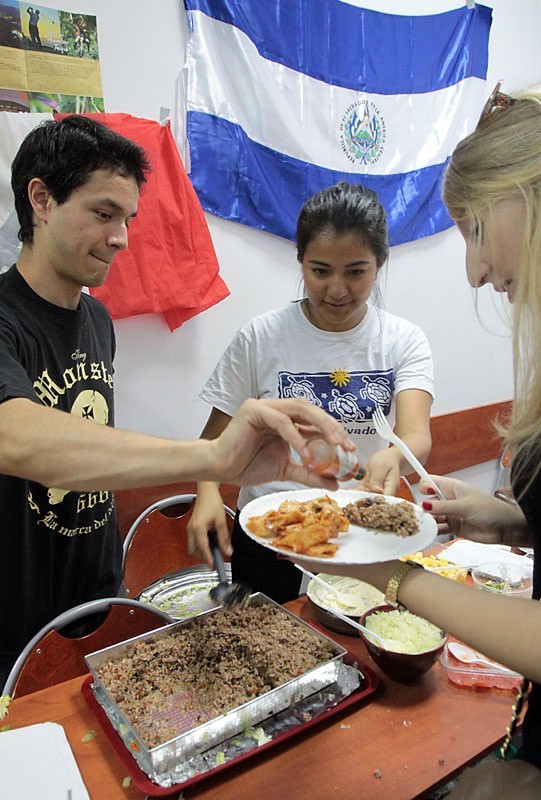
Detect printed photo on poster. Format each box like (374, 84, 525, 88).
(0, 3, 103, 110)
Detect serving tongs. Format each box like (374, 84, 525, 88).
(208, 530, 251, 610)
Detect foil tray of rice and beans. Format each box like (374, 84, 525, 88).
(239, 488, 437, 565)
(83, 593, 379, 794)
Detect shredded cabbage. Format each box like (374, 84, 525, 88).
(366, 610, 443, 654)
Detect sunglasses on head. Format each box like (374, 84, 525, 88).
(476, 80, 517, 128)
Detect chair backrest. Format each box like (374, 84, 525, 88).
(121, 493, 235, 598)
(114, 482, 240, 542)
(3, 597, 172, 699)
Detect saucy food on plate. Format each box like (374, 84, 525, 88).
(246, 495, 348, 557)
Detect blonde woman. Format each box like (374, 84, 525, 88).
(289, 83, 541, 798)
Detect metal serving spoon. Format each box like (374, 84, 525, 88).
(208, 530, 251, 610)
(448, 641, 517, 674)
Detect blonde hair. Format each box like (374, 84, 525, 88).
(443, 85, 541, 492)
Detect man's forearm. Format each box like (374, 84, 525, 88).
(0, 398, 215, 490)
(0, 396, 351, 493)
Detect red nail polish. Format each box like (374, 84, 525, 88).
(426, 487, 436, 495)
(422, 501, 433, 511)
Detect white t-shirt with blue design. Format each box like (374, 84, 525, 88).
(200, 302, 434, 508)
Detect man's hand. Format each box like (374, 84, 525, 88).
(211, 398, 353, 488)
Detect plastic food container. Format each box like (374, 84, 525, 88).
(471, 561, 533, 598)
(439, 639, 522, 691)
(403, 552, 468, 582)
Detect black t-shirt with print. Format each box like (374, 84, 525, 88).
(512, 450, 541, 768)
(0, 265, 122, 662)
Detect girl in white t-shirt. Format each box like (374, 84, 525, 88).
(188, 182, 434, 602)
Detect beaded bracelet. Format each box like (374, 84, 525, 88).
(385, 561, 422, 607)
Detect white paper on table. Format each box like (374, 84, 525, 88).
(0, 722, 89, 799)
(443, 540, 534, 572)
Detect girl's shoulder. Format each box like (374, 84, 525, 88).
(368, 306, 427, 337)
(241, 303, 302, 333)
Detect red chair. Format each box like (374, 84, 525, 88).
(121, 493, 235, 598)
(2, 597, 172, 699)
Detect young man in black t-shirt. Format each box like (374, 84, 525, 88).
(0, 115, 349, 686)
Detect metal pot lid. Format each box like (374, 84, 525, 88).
(137, 563, 233, 620)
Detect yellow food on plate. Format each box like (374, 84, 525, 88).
(403, 552, 468, 582)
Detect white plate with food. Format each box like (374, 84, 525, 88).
(239, 488, 437, 566)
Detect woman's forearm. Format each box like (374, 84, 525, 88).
(399, 567, 540, 681)
(330, 561, 540, 682)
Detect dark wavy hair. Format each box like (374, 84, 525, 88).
(296, 181, 388, 266)
(11, 115, 150, 243)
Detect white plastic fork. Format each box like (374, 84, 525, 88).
(372, 406, 445, 500)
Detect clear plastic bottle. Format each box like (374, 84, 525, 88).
(304, 437, 365, 481)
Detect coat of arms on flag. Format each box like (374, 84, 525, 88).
(182, 0, 492, 247)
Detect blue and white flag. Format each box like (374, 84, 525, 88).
(183, 1, 492, 246)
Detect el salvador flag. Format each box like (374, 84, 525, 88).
(182, 1, 492, 246)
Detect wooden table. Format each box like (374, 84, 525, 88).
(5, 596, 516, 800)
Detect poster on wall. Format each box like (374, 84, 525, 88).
(0, 3, 103, 113)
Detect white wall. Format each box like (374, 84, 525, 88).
(51, 1, 541, 475)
